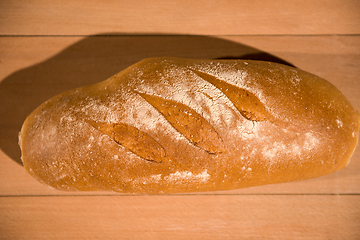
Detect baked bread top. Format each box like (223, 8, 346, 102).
(19, 57, 360, 193)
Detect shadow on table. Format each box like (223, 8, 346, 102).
(0, 33, 295, 166)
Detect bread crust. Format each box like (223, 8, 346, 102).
(19, 57, 360, 193)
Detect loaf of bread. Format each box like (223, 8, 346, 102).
(19, 57, 360, 193)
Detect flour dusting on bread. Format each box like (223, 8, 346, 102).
(19, 57, 360, 194)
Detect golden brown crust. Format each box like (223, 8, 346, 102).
(190, 69, 270, 121)
(89, 121, 167, 163)
(136, 91, 226, 154)
(19, 57, 360, 193)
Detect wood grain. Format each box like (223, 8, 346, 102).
(1, 195, 359, 240)
(1, 0, 360, 239)
(0, 0, 359, 36)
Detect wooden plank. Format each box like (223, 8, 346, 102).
(1, 195, 359, 239)
(0, 0, 359, 36)
(0, 35, 359, 196)
(1, 2, 359, 239)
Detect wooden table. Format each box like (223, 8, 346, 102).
(1, 1, 359, 239)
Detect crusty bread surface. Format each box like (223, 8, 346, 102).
(19, 57, 360, 193)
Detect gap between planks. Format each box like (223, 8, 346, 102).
(1, 193, 360, 198)
(1, 34, 360, 38)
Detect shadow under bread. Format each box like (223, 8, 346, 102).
(0, 33, 294, 166)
